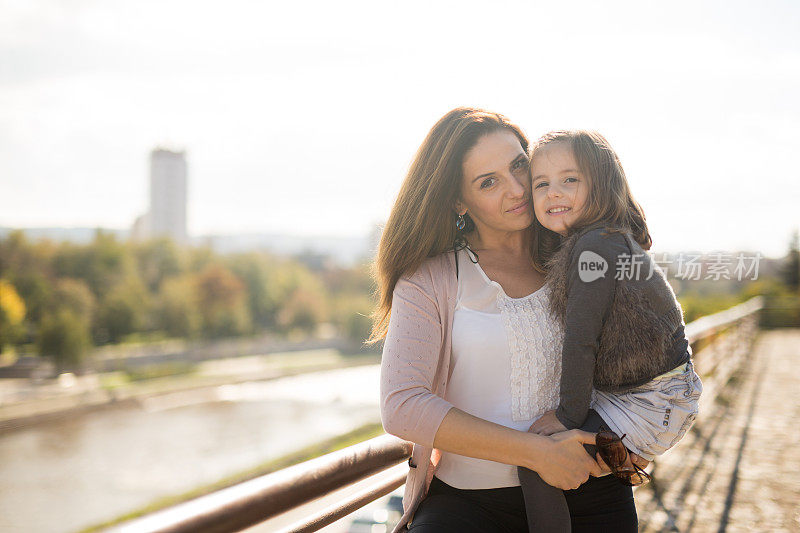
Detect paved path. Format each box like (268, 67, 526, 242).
(634, 330, 800, 532)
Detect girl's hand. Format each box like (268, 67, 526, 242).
(533, 430, 603, 490)
(593, 448, 650, 475)
(627, 451, 650, 471)
(528, 410, 568, 436)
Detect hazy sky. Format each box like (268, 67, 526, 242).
(1, 0, 798, 256)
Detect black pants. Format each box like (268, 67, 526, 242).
(407, 476, 527, 533)
(408, 408, 637, 533)
(517, 409, 638, 532)
(407, 475, 636, 533)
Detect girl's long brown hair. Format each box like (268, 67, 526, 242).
(369, 107, 528, 342)
(529, 130, 652, 271)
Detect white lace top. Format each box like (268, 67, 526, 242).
(435, 247, 564, 489)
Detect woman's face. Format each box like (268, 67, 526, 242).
(457, 130, 533, 237)
(531, 141, 589, 236)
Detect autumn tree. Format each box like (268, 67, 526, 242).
(0, 279, 26, 353)
(194, 264, 251, 338)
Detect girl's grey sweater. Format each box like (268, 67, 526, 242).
(547, 226, 690, 429)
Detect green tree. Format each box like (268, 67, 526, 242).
(52, 231, 134, 299)
(330, 293, 373, 343)
(270, 262, 330, 334)
(227, 253, 283, 329)
(0, 232, 55, 324)
(38, 309, 91, 373)
(0, 230, 34, 275)
(187, 245, 216, 274)
(320, 263, 374, 295)
(157, 276, 201, 337)
(50, 278, 95, 324)
(11, 273, 52, 325)
(783, 229, 800, 292)
(133, 238, 184, 293)
(94, 278, 149, 343)
(343, 310, 373, 344)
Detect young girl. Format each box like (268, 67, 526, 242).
(517, 130, 703, 532)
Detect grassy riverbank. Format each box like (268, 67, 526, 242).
(0, 349, 379, 431)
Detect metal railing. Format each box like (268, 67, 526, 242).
(684, 297, 762, 407)
(113, 297, 763, 533)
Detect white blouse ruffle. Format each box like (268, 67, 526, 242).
(435, 248, 563, 489)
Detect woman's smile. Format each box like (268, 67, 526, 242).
(507, 199, 531, 214)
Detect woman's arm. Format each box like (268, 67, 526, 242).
(380, 271, 455, 446)
(380, 266, 602, 490)
(434, 407, 603, 490)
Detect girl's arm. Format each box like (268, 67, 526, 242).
(555, 230, 629, 429)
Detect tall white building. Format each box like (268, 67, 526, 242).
(147, 148, 188, 244)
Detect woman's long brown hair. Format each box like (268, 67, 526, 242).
(529, 130, 652, 271)
(369, 107, 528, 342)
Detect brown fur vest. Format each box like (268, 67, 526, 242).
(546, 227, 686, 392)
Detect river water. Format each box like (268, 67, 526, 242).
(0, 365, 381, 533)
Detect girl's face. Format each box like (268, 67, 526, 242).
(456, 130, 533, 238)
(531, 141, 589, 236)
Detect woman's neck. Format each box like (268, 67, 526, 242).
(466, 227, 530, 257)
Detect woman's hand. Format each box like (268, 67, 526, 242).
(528, 409, 568, 436)
(532, 429, 603, 490)
(594, 449, 612, 475)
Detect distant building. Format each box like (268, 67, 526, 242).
(131, 148, 188, 244)
(150, 149, 188, 243)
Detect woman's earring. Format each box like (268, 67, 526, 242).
(456, 214, 466, 231)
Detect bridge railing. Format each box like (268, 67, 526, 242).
(112, 296, 763, 533)
(683, 296, 762, 407)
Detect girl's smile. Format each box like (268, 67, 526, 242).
(531, 141, 588, 236)
(545, 205, 572, 215)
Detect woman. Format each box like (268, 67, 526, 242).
(373, 108, 638, 532)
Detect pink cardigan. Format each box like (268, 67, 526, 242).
(380, 251, 459, 532)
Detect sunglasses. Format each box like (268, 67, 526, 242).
(596, 429, 651, 486)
